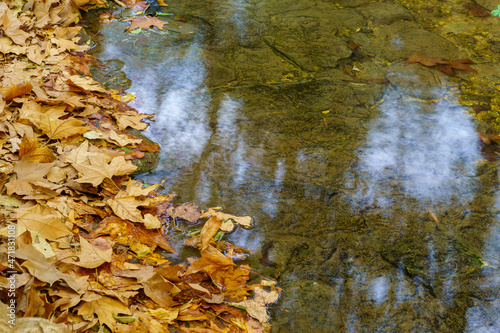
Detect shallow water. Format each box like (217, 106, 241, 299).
(85, 0, 500, 331)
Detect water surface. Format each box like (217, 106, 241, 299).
(85, 0, 500, 331)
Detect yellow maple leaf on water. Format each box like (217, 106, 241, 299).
(230, 287, 280, 324)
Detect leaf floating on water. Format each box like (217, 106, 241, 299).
(405, 54, 477, 76)
(124, 16, 166, 31)
(463, 3, 491, 17)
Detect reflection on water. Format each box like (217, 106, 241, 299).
(352, 89, 479, 207)
(85, 0, 500, 330)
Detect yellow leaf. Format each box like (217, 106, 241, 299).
(0, 37, 26, 54)
(107, 195, 144, 223)
(17, 204, 72, 241)
(200, 208, 252, 232)
(73, 155, 137, 186)
(73, 236, 113, 268)
(229, 287, 280, 323)
(76, 293, 131, 331)
(33, 114, 89, 140)
(66, 74, 107, 93)
(200, 216, 222, 250)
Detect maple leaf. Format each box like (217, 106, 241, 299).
(107, 195, 145, 223)
(76, 293, 131, 331)
(0, 3, 33, 45)
(141, 272, 180, 307)
(16, 232, 88, 293)
(229, 286, 280, 323)
(437, 59, 477, 76)
(200, 208, 252, 232)
(185, 245, 236, 276)
(92, 216, 176, 253)
(115, 111, 149, 130)
(65, 74, 107, 93)
(73, 155, 137, 186)
(17, 204, 73, 241)
(404, 54, 446, 67)
(125, 16, 166, 31)
(72, 236, 113, 268)
(19, 136, 56, 162)
(5, 155, 56, 196)
(167, 203, 201, 223)
(32, 114, 90, 140)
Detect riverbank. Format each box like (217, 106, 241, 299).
(0, 1, 278, 332)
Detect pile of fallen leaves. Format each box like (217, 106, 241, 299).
(0, 1, 279, 332)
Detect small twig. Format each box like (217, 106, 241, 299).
(428, 211, 439, 223)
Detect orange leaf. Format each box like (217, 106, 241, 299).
(1, 82, 32, 101)
(125, 16, 166, 31)
(200, 216, 222, 250)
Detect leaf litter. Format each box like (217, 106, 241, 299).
(0, 1, 280, 332)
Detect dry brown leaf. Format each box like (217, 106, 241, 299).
(0, 37, 26, 54)
(185, 245, 235, 276)
(125, 16, 166, 31)
(16, 232, 87, 293)
(73, 155, 137, 186)
(167, 203, 201, 223)
(72, 236, 113, 268)
(17, 204, 72, 241)
(0, 3, 33, 45)
(141, 272, 180, 307)
(200, 216, 222, 250)
(76, 293, 131, 331)
(229, 286, 280, 323)
(463, 3, 491, 17)
(1, 82, 33, 101)
(107, 195, 144, 223)
(33, 114, 89, 140)
(200, 208, 252, 232)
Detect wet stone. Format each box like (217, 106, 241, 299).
(358, 2, 414, 25)
(385, 63, 453, 101)
(355, 21, 463, 62)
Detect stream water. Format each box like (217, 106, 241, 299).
(84, 0, 500, 331)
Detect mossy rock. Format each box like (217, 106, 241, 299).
(127, 129, 160, 175)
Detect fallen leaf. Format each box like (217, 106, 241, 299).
(404, 54, 446, 67)
(1, 82, 32, 101)
(200, 216, 222, 250)
(73, 155, 137, 186)
(463, 3, 491, 17)
(125, 16, 166, 31)
(17, 204, 72, 241)
(229, 286, 280, 323)
(76, 293, 131, 331)
(167, 203, 201, 223)
(72, 236, 113, 268)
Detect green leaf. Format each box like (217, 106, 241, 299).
(130, 27, 142, 34)
(113, 313, 136, 324)
(156, 12, 173, 16)
(214, 230, 224, 242)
